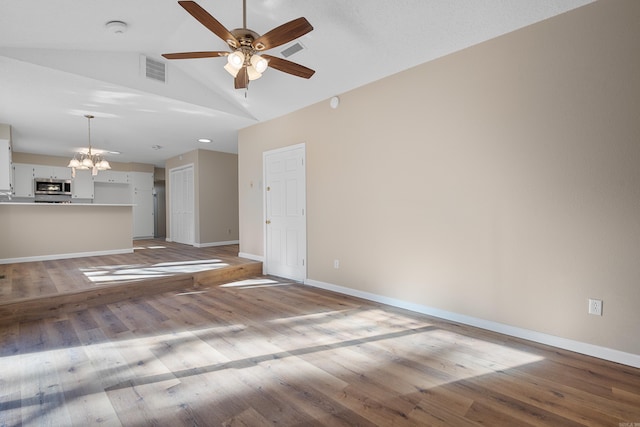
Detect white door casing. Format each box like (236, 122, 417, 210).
(264, 144, 306, 281)
(169, 164, 194, 245)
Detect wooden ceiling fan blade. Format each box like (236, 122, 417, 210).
(162, 51, 228, 59)
(252, 17, 313, 51)
(178, 1, 239, 48)
(235, 67, 249, 89)
(262, 55, 315, 79)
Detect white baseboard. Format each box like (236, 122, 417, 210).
(194, 240, 240, 248)
(304, 279, 640, 369)
(0, 248, 134, 265)
(238, 252, 264, 262)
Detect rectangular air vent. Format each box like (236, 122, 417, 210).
(281, 42, 304, 58)
(142, 56, 167, 83)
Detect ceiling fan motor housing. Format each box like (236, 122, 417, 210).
(230, 29, 263, 63)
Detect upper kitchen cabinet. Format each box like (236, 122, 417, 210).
(12, 163, 35, 197)
(130, 171, 154, 238)
(131, 171, 153, 191)
(33, 165, 72, 180)
(93, 170, 130, 184)
(72, 169, 94, 200)
(0, 139, 11, 193)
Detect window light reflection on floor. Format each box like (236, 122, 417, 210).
(0, 300, 547, 424)
(220, 278, 292, 289)
(80, 259, 229, 284)
(133, 245, 167, 250)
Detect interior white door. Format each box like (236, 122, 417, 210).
(264, 144, 306, 281)
(170, 165, 194, 245)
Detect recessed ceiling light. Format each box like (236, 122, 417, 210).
(198, 138, 212, 143)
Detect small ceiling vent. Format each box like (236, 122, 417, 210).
(281, 42, 304, 58)
(142, 55, 167, 83)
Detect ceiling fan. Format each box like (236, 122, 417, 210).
(162, 0, 315, 89)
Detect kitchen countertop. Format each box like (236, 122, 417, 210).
(0, 202, 134, 206)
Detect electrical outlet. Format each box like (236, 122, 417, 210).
(588, 298, 603, 316)
(333, 259, 340, 269)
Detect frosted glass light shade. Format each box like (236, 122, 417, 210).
(250, 54, 268, 73)
(97, 159, 111, 170)
(224, 63, 240, 77)
(227, 51, 244, 69)
(82, 156, 94, 168)
(247, 65, 262, 81)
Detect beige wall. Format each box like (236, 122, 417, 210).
(154, 167, 166, 181)
(197, 150, 239, 244)
(239, 0, 640, 356)
(165, 149, 239, 245)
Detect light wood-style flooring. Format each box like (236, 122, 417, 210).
(0, 240, 253, 302)
(0, 240, 262, 324)
(1, 244, 639, 426)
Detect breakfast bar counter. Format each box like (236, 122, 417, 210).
(0, 203, 133, 263)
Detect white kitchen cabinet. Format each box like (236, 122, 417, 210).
(131, 171, 154, 238)
(12, 163, 35, 197)
(33, 165, 71, 180)
(133, 188, 154, 238)
(93, 170, 129, 184)
(0, 139, 11, 193)
(131, 171, 153, 191)
(72, 169, 94, 199)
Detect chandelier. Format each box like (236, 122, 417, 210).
(67, 114, 111, 177)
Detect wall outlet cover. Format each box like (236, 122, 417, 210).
(588, 298, 603, 316)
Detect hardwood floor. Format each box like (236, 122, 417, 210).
(1, 265, 639, 425)
(0, 240, 262, 324)
(0, 240, 253, 302)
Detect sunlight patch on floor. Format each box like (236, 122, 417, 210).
(80, 259, 229, 283)
(1, 306, 545, 422)
(220, 278, 292, 289)
(133, 245, 167, 250)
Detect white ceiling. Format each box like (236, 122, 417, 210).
(0, 0, 593, 167)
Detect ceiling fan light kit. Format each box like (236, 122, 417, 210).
(162, 0, 315, 90)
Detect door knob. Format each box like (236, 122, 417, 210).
(266, 220, 271, 224)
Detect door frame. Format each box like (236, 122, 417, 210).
(262, 143, 307, 281)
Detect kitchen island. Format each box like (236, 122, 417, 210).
(0, 203, 133, 263)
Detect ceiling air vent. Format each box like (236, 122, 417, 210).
(281, 42, 304, 58)
(142, 55, 167, 83)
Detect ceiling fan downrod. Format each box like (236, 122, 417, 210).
(243, 0, 247, 29)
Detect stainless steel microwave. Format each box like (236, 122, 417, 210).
(34, 178, 72, 196)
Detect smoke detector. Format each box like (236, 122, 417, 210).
(106, 21, 128, 35)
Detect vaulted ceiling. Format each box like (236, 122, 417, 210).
(0, 0, 592, 166)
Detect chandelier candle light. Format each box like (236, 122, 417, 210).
(67, 114, 111, 177)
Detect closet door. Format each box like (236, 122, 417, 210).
(170, 165, 194, 245)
